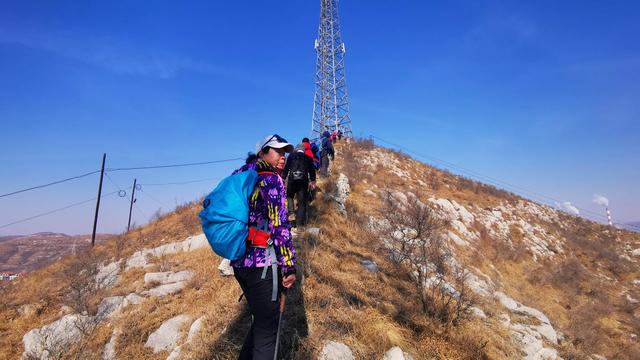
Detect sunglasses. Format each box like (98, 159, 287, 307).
(260, 134, 288, 151)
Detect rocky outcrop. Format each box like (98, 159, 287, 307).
(126, 234, 208, 270)
(142, 270, 193, 298)
(167, 316, 205, 360)
(383, 346, 414, 360)
(96, 260, 121, 289)
(22, 313, 93, 359)
(145, 315, 193, 353)
(361, 259, 379, 273)
(320, 341, 354, 360)
(326, 173, 350, 216)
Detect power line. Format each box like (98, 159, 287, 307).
(136, 188, 166, 207)
(106, 157, 243, 172)
(0, 190, 119, 229)
(0, 170, 100, 198)
(140, 176, 219, 186)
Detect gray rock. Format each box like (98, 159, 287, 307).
(19, 304, 38, 317)
(125, 293, 144, 305)
(363, 189, 377, 197)
(306, 227, 321, 237)
(361, 259, 379, 273)
(187, 316, 205, 342)
(383, 346, 414, 360)
(102, 329, 121, 360)
(631, 248, 640, 257)
(144, 315, 192, 353)
(165, 316, 205, 360)
(590, 355, 607, 360)
(58, 305, 74, 316)
(125, 234, 209, 270)
(96, 261, 120, 289)
(144, 270, 193, 285)
(391, 191, 408, 204)
(167, 346, 182, 360)
(320, 341, 354, 360)
(325, 174, 351, 216)
(182, 234, 209, 252)
(142, 282, 188, 297)
(97, 296, 125, 319)
(22, 313, 92, 359)
(470, 307, 487, 319)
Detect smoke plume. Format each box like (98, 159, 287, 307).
(592, 194, 609, 207)
(558, 201, 580, 215)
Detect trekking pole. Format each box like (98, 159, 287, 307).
(273, 291, 287, 360)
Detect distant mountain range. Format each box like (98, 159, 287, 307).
(0, 232, 112, 273)
(622, 222, 640, 233)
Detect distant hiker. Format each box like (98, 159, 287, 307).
(319, 130, 335, 177)
(283, 143, 317, 227)
(331, 130, 338, 142)
(337, 130, 343, 140)
(302, 138, 318, 165)
(310, 141, 321, 170)
(232, 134, 297, 360)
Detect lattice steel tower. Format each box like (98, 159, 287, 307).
(311, 0, 353, 138)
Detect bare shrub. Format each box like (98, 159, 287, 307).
(379, 191, 474, 328)
(339, 138, 373, 185)
(33, 251, 110, 359)
(150, 207, 163, 223)
(60, 250, 102, 315)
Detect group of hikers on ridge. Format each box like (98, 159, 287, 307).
(200, 130, 341, 359)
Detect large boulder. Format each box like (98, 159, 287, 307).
(126, 234, 209, 270)
(96, 261, 120, 289)
(22, 313, 92, 359)
(326, 174, 350, 216)
(320, 341, 354, 360)
(142, 282, 188, 298)
(144, 271, 193, 285)
(145, 315, 192, 353)
(383, 346, 414, 360)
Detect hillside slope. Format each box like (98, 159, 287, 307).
(1, 139, 639, 359)
(0, 233, 112, 273)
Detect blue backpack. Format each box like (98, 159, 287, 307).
(199, 169, 259, 260)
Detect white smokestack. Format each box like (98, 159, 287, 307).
(592, 194, 613, 226)
(592, 194, 609, 207)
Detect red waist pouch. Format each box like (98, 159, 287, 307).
(247, 227, 271, 248)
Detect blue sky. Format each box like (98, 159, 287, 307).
(1, 0, 638, 235)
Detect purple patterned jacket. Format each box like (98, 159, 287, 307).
(230, 159, 297, 275)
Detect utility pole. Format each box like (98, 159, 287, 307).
(127, 178, 137, 232)
(91, 153, 106, 247)
(311, 0, 353, 138)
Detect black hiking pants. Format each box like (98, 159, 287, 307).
(287, 180, 309, 227)
(234, 267, 283, 360)
(320, 153, 330, 177)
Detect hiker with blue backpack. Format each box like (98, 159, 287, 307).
(199, 134, 297, 360)
(319, 130, 335, 177)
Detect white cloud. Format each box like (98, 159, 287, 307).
(0, 26, 230, 80)
(592, 194, 609, 207)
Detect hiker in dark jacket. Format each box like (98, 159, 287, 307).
(319, 130, 334, 177)
(231, 134, 297, 360)
(283, 143, 317, 227)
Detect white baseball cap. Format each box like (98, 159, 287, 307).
(255, 134, 294, 154)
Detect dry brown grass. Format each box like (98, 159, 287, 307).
(3, 141, 640, 359)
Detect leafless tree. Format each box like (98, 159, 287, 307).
(380, 191, 474, 328)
